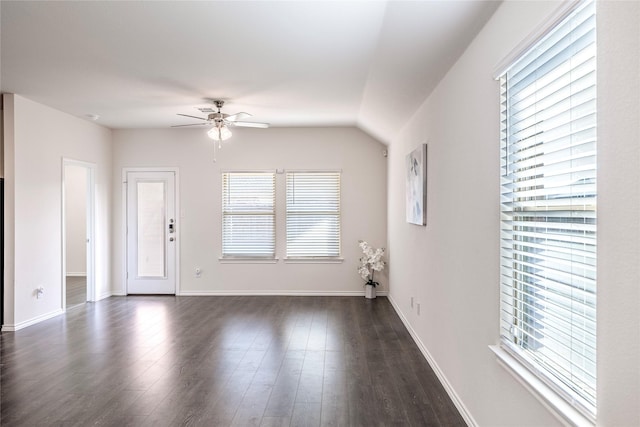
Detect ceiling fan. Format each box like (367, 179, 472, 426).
(172, 99, 269, 141)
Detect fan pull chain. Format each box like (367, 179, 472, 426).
(213, 139, 223, 163)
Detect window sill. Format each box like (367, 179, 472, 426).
(219, 257, 278, 264)
(489, 345, 595, 427)
(284, 257, 344, 264)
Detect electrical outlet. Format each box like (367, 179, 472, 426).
(417, 302, 421, 316)
(195, 267, 202, 278)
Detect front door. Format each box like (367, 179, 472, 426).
(126, 171, 176, 294)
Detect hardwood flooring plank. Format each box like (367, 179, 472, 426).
(291, 401, 322, 427)
(1, 296, 466, 427)
(262, 357, 303, 418)
(230, 383, 273, 427)
(320, 370, 349, 427)
(259, 416, 291, 427)
(66, 276, 86, 307)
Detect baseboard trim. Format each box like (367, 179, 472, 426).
(387, 294, 477, 427)
(1, 308, 65, 332)
(65, 272, 86, 277)
(178, 290, 389, 297)
(95, 291, 112, 301)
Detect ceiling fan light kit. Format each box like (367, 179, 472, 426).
(207, 125, 232, 141)
(172, 99, 269, 161)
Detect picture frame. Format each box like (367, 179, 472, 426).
(406, 144, 427, 225)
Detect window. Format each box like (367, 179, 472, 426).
(286, 171, 341, 258)
(221, 172, 275, 258)
(499, 0, 596, 419)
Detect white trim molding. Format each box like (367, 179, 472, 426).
(178, 290, 388, 297)
(218, 257, 279, 264)
(493, 0, 581, 79)
(490, 345, 595, 427)
(95, 291, 113, 301)
(283, 257, 344, 264)
(1, 309, 64, 332)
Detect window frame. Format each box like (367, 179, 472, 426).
(220, 170, 276, 261)
(494, 0, 597, 424)
(285, 170, 342, 261)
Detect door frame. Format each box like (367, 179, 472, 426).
(122, 167, 180, 295)
(61, 158, 96, 309)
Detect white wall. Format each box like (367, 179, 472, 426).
(595, 1, 640, 425)
(112, 127, 387, 295)
(3, 94, 112, 329)
(64, 164, 87, 275)
(387, 1, 640, 425)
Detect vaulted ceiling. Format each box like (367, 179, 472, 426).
(1, 1, 500, 144)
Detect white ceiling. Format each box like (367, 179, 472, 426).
(1, 1, 500, 143)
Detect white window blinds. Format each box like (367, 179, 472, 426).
(499, 0, 596, 417)
(286, 172, 341, 257)
(222, 172, 275, 257)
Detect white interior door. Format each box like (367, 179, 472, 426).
(126, 171, 176, 294)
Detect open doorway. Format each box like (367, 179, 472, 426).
(63, 160, 95, 309)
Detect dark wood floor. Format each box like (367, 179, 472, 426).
(0, 296, 465, 427)
(66, 275, 87, 308)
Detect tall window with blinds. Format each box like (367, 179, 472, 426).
(499, 0, 596, 418)
(221, 172, 275, 258)
(286, 172, 341, 258)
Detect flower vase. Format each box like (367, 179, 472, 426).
(365, 285, 376, 299)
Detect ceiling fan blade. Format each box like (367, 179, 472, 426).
(171, 123, 209, 127)
(177, 113, 207, 121)
(228, 121, 270, 129)
(225, 112, 252, 121)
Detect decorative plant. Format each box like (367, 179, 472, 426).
(358, 240, 386, 287)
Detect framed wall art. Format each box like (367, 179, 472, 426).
(406, 144, 427, 225)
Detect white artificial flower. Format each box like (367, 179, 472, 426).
(357, 240, 386, 283)
(372, 261, 385, 271)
